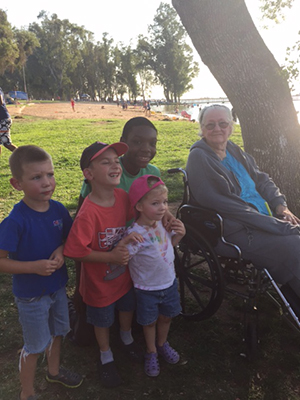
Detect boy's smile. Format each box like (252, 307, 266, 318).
(86, 148, 122, 187)
(121, 126, 157, 175)
(12, 160, 56, 210)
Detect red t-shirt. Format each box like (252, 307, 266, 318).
(64, 189, 134, 307)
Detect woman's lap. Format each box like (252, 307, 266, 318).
(216, 227, 300, 286)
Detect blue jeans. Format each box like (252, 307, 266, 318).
(135, 279, 182, 326)
(15, 286, 70, 354)
(86, 287, 136, 328)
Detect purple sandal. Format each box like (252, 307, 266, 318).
(144, 352, 160, 377)
(157, 341, 180, 364)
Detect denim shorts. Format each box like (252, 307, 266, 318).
(15, 286, 70, 354)
(86, 287, 136, 328)
(135, 279, 182, 326)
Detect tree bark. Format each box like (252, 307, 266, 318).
(172, 0, 300, 213)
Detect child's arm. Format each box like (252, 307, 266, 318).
(0, 249, 59, 276)
(72, 241, 131, 266)
(170, 219, 186, 247)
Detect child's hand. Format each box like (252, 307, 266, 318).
(162, 210, 177, 232)
(110, 244, 130, 265)
(34, 259, 59, 276)
(171, 219, 186, 236)
(121, 232, 144, 246)
(49, 245, 65, 269)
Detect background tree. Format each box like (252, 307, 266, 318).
(259, 0, 295, 21)
(259, 0, 300, 92)
(172, 0, 300, 214)
(0, 27, 39, 93)
(117, 44, 139, 101)
(148, 3, 199, 102)
(135, 36, 157, 100)
(0, 10, 19, 76)
(28, 12, 92, 99)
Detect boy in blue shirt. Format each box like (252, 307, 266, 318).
(0, 145, 83, 400)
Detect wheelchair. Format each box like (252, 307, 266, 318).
(168, 168, 300, 358)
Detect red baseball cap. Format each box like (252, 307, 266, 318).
(129, 175, 165, 207)
(80, 141, 128, 170)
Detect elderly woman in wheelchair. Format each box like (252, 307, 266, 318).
(185, 103, 300, 299)
(168, 104, 300, 357)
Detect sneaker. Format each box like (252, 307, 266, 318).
(100, 361, 122, 388)
(122, 341, 144, 363)
(157, 341, 180, 364)
(144, 352, 160, 377)
(46, 367, 83, 388)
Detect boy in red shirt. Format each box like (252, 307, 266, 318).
(64, 141, 142, 387)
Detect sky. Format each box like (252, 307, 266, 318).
(2, 0, 300, 99)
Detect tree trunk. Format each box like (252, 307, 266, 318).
(172, 0, 300, 213)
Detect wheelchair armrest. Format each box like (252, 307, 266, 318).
(178, 204, 242, 261)
(178, 204, 221, 245)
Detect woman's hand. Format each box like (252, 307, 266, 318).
(275, 204, 300, 225)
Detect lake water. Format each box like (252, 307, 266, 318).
(151, 99, 300, 123)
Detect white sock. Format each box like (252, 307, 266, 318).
(100, 348, 114, 365)
(120, 329, 133, 345)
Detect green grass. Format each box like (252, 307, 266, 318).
(0, 117, 243, 219)
(1, 116, 300, 400)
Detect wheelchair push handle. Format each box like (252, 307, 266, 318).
(167, 168, 188, 183)
(167, 168, 190, 205)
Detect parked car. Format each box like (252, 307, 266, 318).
(80, 94, 91, 101)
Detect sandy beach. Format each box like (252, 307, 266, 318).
(8, 101, 173, 121)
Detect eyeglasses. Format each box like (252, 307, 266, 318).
(203, 121, 230, 130)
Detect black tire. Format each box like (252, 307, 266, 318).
(175, 225, 225, 321)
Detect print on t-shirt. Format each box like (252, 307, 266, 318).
(98, 227, 125, 249)
(99, 226, 127, 281)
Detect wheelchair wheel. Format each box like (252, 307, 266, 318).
(175, 224, 225, 321)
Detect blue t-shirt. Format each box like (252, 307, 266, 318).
(0, 199, 73, 297)
(221, 151, 270, 216)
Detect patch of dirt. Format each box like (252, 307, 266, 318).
(8, 102, 171, 121)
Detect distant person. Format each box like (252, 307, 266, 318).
(0, 90, 17, 155)
(71, 98, 75, 112)
(123, 175, 185, 377)
(64, 141, 145, 388)
(143, 100, 147, 113)
(0, 145, 83, 400)
(146, 101, 151, 117)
